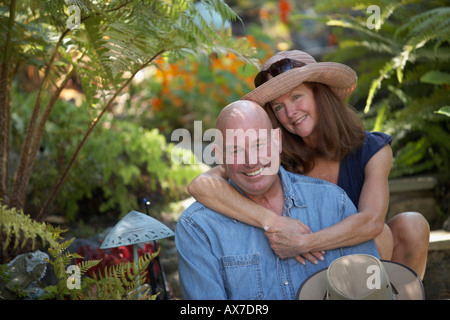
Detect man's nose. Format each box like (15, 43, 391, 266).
(244, 148, 259, 166)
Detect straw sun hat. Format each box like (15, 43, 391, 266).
(297, 254, 425, 300)
(242, 50, 358, 106)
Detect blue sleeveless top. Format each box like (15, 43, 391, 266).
(337, 131, 393, 208)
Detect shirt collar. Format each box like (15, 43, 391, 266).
(278, 166, 306, 208)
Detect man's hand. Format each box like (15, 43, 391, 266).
(263, 215, 324, 265)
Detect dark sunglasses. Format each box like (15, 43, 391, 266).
(254, 58, 307, 88)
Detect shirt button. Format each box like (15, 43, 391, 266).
(283, 280, 289, 285)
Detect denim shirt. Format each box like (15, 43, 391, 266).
(175, 167, 379, 300)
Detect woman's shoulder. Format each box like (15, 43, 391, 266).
(341, 131, 393, 176)
(337, 131, 392, 206)
(364, 131, 393, 146)
(360, 131, 393, 164)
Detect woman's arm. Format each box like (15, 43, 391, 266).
(266, 144, 392, 256)
(188, 166, 277, 228)
(188, 166, 323, 264)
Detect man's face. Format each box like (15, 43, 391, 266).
(218, 122, 281, 198)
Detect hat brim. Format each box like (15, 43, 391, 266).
(296, 260, 425, 300)
(241, 62, 357, 106)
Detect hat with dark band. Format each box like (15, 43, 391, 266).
(297, 254, 425, 300)
(242, 50, 358, 106)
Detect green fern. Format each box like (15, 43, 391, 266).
(365, 5, 450, 112)
(0, 203, 63, 263)
(84, 251, 159, 300)
(311, 0, 450, 182)
(395, 7, 450, 49)
(42, 236, 160, 300)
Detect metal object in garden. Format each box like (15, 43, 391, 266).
(100, 210, 174, 250)
(100, 210, 174, 297)
(143, 199, 172, 300)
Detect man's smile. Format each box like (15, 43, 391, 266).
(243, 167, 264, 177)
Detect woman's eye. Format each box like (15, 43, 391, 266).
(273, 104, 284, 112)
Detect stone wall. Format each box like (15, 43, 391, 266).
(423, 230, 450, 299)
(387, 175, 440, 225)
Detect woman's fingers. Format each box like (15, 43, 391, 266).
(294, 252, 326, 266)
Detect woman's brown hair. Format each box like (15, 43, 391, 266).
(264, 82, 365, 174)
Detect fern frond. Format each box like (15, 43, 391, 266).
(204, 0, 240, 24)
(396, 7, 450, 39)
(326, 17, 392, 45)
(76, 258, 102, 275)
(87, 251, 158, 300)
(0, 203, 61, 256)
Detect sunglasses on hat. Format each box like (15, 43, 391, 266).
(254, 58, 307, 88)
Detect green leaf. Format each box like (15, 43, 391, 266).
(435, 106, 450, 117)
(421, 71, 450, 85)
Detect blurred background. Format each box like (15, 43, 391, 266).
(3, 0, 449, 227)
(1, 0, 449, 299)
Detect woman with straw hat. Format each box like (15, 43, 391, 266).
(188, 50, 429, 279)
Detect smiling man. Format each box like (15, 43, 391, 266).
(175, 100, 379, 300)
(216, 101, 282, 202)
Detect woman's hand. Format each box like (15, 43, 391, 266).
(264, 215, 324, 265)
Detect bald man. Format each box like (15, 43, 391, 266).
(175, 100, 379, 300)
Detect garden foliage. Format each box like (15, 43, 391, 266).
(308, 0, 450, 181)
(0, 202, 62, 263)
(0, 0, 258, 220)
(0, 201, 161, 300)
(11, 84, 206, 221)
(42, 237, 159, 300)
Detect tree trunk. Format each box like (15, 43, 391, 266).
(0, 0, 16, 205)
(9, 30, 68, 211)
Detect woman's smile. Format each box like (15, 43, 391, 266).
(292, 114, 308, 125)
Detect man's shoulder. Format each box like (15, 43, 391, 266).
(178, 200, 229, 225)
(179, 201, 209, 220)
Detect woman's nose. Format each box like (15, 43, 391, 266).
(285, 102, 298, 119)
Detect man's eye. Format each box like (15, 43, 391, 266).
(257, 142, 267, 149)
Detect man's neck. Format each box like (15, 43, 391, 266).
(246, 177, 284, 216)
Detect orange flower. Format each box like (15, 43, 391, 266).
(153, 97, 163, 111)
(185, 76, 194, 91)
(246, 35, 257, 47)
(259, 8, 271, 21)
(173, 96, 183, 107)
(279, 0, 292, 24)
(199, 83, 208, 95)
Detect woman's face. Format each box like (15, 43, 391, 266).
(269, 83, 318, 144)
